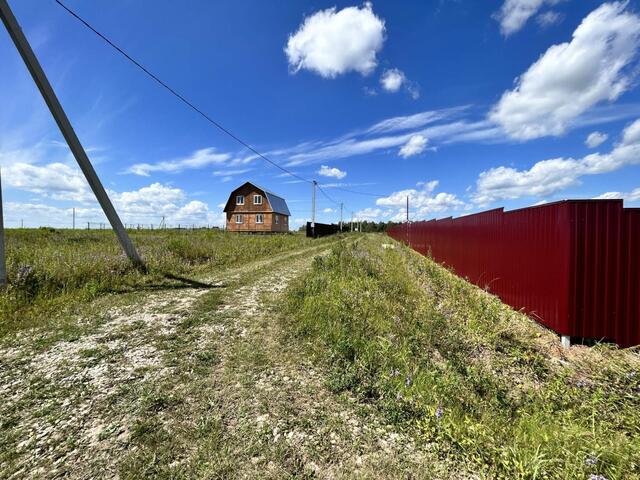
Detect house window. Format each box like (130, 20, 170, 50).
(275, 215, 279, 224)
(256, 214, 264, 224)
(236, 195, 244, 205)
(253, 194, 262, 205)
(235, 214, 243, 224)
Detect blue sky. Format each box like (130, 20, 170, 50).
(1, 0, 640, 229)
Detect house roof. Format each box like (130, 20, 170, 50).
(223, 182, 291, 216)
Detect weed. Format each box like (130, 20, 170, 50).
(284, 235, 640, 479)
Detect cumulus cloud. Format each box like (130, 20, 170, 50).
(322, 207, 335, 213)
(594, 187, 640, 201)
(2, 162, 94, 202)
(380, 68, 405, 92)
(585, 131, 608, 148)
(473, 119, 640, 204)
(399, 135, 428, 158)
(376, 180, 466, 220)
(354, 207, 384, 221)
(494, 0, 561, 36)
(379, 68, 420, 98)
(490, 2, 640, 140)
(127, 148, 234, 176)
(285, 2, 385, 78)
(6, 183, 224, 227)
(318, 165, 347, 179)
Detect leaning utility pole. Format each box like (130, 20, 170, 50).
(0, 168, 6, 287)
(311, 180, 317, 237)
(0, 0, 142, 266)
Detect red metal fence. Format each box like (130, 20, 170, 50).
(388, 200, 640, 347)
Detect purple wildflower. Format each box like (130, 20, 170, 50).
(589, 475, 608, 480)
(435, 405, 443, 420)
(390, 369, 400, 378)
(15, 265, 35, 285)
(585, 455, 598, 466)
(405, 375, 412, 388)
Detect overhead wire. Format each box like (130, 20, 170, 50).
(54, 0, 392, 219)
(54, 0, 310, 184)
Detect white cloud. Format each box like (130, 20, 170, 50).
(127, 148, 233, 176)
(490, 2, 640, 140)
(285, 115, 497, 166)
(376, 180, 466, 220)
(285, 2, 385, 78)
(212, 168, 251, 177)
(323, 207, 335, 213)
(365, 106, 468, 135)
(473, 119, 640, 204)
(2, 162, 94, 202)
(494, 0, 561, 36)
(594, 187, 640, 201)
(379, 68, 420, 99)
(354, 207, 384, 221)
(318, 165, 347, 179)
(585, 131, 608, 148)
(5, 183, 225, 227)
(399, 134, 428, 158)
(380, 68, 405, 92)
(536, 10, 563, 28)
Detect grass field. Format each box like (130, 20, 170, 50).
(284, 235, 640, 479)
(0, 228, 314, 340)
(1, 230, 638, 479)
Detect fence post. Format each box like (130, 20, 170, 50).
(0, 168, 7, 287)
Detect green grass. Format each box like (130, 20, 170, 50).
(0, 228, 314, 339)
(284, 235, 640, 479)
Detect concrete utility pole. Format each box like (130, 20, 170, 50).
(406, 196, 409, 223)
(311, 180, 317, 237)
(0, 168, 6, 287)
(0, 0, 142, 266)
(72, 208, 75, 230)
(340, 203, 343, 231)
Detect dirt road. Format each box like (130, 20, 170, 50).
(1, 239, 442, 479)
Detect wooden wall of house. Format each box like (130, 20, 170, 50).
(226, 212, 288, 232)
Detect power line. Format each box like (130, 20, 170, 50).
(54, 0, 310, 184)
(318, 183, 387, 198)
(53, 0, 393, 220)
(316, 184, 340, 206)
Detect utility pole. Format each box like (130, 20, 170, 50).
(406, 196, 409, 222)
(340, 203, 343, 232)
(350, 212, 354, 232)
(72, 208, 75, 230)
(0, 0, 142, 266)
(311, 180, 317, 238)
(0, 168, 6, 287)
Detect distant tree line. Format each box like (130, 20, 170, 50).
(298, 220, 401, 233)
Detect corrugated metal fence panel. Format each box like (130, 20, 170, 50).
(500, 203, 572, 335)
(568, 201, 624, 342)
(621, 209, 640, 347)
(387, 200, 639, 347)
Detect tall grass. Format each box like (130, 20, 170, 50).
(0, 228, 314, 338)
(284, 236, 640, 479)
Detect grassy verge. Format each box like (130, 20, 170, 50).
(283, 235, 640, 479)
(0, 228, 314, 339)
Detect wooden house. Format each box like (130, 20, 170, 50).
(223, 182, 291, 233)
